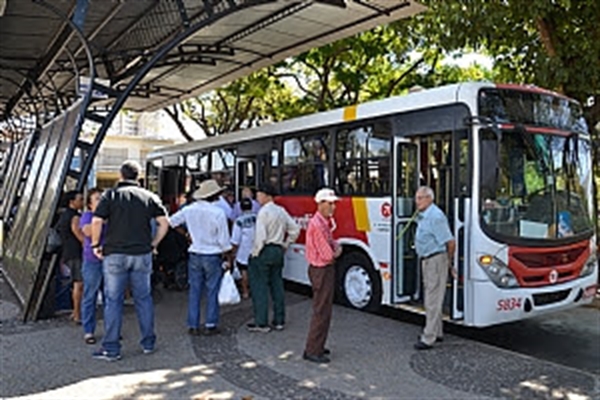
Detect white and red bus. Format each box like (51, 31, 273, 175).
(147, 82, 597, 327)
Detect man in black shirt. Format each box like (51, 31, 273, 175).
(90, 160, 169, 361)
(57, 190, 84, 323)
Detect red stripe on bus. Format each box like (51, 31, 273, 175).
(276, 196, 368, 245)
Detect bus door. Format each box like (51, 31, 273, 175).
(391, 137, 419, 302)
(235, 157, 257, 201)
(450, 129, 470, 320)
(160, 154, 185, 213)
(414, 131, 469, 320)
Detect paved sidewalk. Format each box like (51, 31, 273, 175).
(1, 276, 599, 400)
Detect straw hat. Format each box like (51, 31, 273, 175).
(192, 179, 224, 200)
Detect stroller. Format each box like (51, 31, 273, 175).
(154, 228, 189, 291)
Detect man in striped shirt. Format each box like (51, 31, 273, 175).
(303, 188, 342, 364)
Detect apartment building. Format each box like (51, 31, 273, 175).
(90, 111, 182, 189)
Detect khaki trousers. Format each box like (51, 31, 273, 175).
(304, 264, 335, 356)
(420, 253, 448, 345)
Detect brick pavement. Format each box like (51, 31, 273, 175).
(1, 274, 598, 400)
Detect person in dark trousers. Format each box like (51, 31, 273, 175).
(247, 183, 300, 333)
(303, 188, 342, 364)
(57, 190, 84, 324)
(169, 179, 232, 336)
(413, 186, 456, 350)
(90, 160, 169, 361)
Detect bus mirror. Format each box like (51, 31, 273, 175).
(480, 138, 499, 197)
(491, 124, 503, 140)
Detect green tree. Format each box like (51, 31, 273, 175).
(403, 0, 600, 119)
(269, 25, 497, 113)
(397, 0, 600, 236)
(164, 70, 298, 139)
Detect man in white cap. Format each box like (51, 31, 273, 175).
(303, 188, 342, 364)
(169, 179, 232, 336)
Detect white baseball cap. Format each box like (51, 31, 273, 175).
(314, 188, 339, 203)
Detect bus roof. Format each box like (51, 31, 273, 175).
(147, 81, 498, 159)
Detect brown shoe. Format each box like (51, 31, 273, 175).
(303, 352, 330, 364)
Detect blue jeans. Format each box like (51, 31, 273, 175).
(102, 253, 155, 355)
(82, 259, 103, 335)
(187, 253, 223, 329)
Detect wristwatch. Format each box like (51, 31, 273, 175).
(91, 243, 102, 249)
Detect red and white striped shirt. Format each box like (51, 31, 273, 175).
(305, 212, 339, 267)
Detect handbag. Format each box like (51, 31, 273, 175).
(46, 227, 62, 254)
(218, 270, 241, 305)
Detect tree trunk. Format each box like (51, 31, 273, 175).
(164, 105, 194, 142)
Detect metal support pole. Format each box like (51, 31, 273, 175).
(76, 0, 274, 192)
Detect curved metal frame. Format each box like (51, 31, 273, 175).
(0, 72, 44, 138)
(0, 0, 98, 321)
(76, 0, 276, 192)
(34, 0, 96, 122)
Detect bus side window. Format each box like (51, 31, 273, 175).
(335, 122, 391, 196)
(282, 132, 330, 195)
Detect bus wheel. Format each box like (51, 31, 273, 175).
(336, 252, 381, 311)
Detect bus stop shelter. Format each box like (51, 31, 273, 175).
(0, 0, 424, 320)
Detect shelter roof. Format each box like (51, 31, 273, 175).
(0, 0, 424, 124)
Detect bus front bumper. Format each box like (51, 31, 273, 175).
(469, 272, 598, 327)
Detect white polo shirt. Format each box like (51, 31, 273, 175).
(170, 200, 232, 255)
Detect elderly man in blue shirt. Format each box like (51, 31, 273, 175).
(414, 186, 457, 350)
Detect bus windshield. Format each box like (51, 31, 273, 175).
(479, 128, 594, 243)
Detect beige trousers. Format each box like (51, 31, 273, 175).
(420, 253, 448, 345)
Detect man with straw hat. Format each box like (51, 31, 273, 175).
(170, 179, 232, 336)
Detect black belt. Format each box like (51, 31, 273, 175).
(421, 251, 446, 261)
(265, 243, 283, 248)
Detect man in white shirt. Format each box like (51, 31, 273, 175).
(214, 187, 234, 222)
(247, 183, 300, 333)
(169, 179, 232, 336)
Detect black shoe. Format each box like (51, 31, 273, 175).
(203, 327, 221, 336)
(303, 352, 330, 364)
(323, 348, 331, 355)
(188, 328, 201, 336)
(414, 341, 433, 350)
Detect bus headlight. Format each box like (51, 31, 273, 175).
(579, 255, 597, 278)
(477, 254, 519, 288)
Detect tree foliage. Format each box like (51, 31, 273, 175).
(403, 0, 600, 124)
(403, 0, 600, 228)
